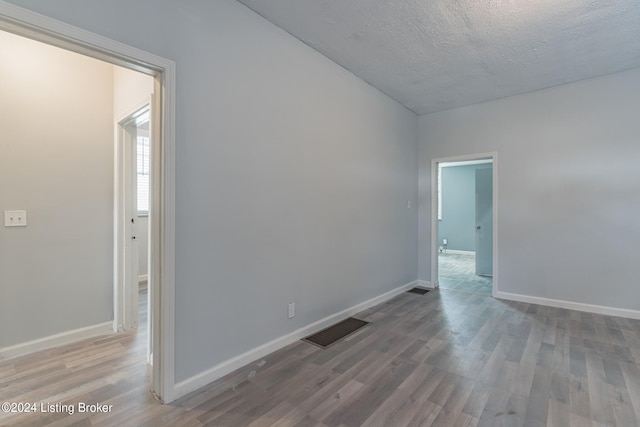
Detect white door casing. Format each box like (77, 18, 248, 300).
(431, 152, 498, 296)
(0, 1, 176, 402)
(116, 104, 149, 332)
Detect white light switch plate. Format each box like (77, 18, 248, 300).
(288, 303, 295, 319)
(4, 210, 27, 227)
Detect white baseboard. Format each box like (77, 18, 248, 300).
(138, 274, 148, 284)
(0, 322, 114, 361)
(173, 280, 418, 400)
(441, 250, 474, 255)
(494, 291, 640, 320)
(417, 280, 436, 289)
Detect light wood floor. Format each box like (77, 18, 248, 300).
(438, 252, 493, 296)
(2, 288, 640, 426)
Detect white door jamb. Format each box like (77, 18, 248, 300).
(430, 152, 498, 297)
(0, 1, 176, 403)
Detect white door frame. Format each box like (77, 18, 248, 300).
(115, 102, 149, 333)
(0, 2, 176, 403)
(431, 152, 498, 297)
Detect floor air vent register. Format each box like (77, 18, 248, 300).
(407, 287, 430, 295)
(303, 317, 369, 348)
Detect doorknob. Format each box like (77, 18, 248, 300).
(476, 226, 481, 230)
(132, 236, 136, 240)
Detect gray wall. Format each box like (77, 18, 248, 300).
(5, 0, 420, 382)
(438, 164, 491, 252)
(0, 30, 114, 347)
(419, 67, 640, 311)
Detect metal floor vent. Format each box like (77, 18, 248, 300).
(303, 317, 369, 348)
(407, 287, 430, 295)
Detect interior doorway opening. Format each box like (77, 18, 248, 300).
(116, 103, 152, 365)
(431, 154, 497, 297)
(0, 3, 176, 402)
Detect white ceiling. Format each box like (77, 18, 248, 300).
(237, 0, 640, 115)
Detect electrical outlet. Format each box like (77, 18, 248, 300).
(288, 302, 295, 319)
(4, 210, 27, 227)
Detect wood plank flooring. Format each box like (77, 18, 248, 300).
(438, 252, 493, 296)
(2, 288, 640, 426)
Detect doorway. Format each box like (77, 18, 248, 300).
(431, 153, 497, 296)
(0, 5, 176, 402)
(115, 102, 155, 366)
(116, 104, 150, 331)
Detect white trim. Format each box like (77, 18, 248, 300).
(115, 98, 151, 125)
(440, 159, 492, 168)
(115, 108, 142, 333)
(173, 280, 418, 400)
(417, 280, 436, 289)
(492, 155, 499, 298)
(442, 249, 475, 255)
(138, 274, 149, 284)
(430, 152, 498, 298)
(115, 98, 152, 126)
(153, 70, 176, 403)
(495, 291, 640, 320)
(0, 322, 113, 361)
(0, 2, 176, 403)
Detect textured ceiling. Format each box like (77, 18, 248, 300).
(237, 0, 640, 115)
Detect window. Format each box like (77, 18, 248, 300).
(137, 135, 150, 214)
